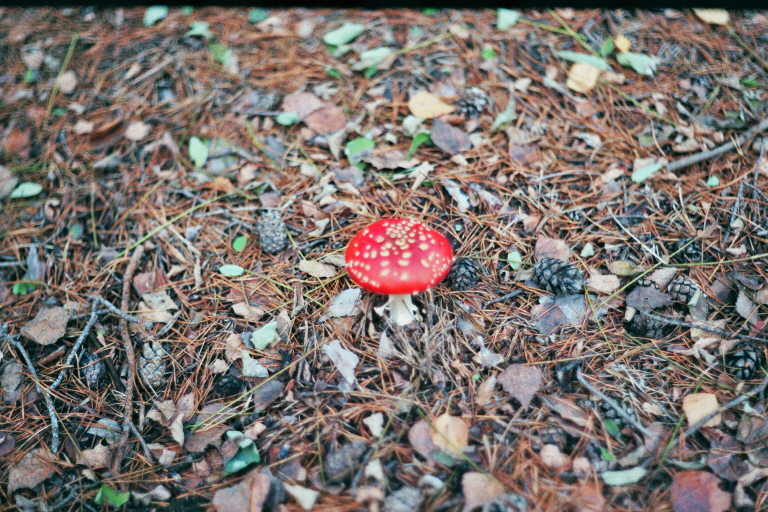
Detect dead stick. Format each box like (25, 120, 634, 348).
(666, 117, 768, 174)
(111, 244, 144, 474)
(640, 310, 768, 344)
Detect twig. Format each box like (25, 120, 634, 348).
(50, 301, 99, 391)
(128, 420, 154, 464)
(8, 334, 61, 453)
(640, 310, 768, 344)
(111, 243, 144, 474)
(90, 294, 140, 323)
(576, 372, 652, 439)
(483, 289, 523, 307)
(43, 33, 79, 126)
(666, 117, 768, 173)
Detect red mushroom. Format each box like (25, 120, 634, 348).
(345, 218, 454, 326)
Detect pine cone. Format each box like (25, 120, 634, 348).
(625, 312, 666, 339)
(456, 87, 490, 118)
(631, 277, 659, 291)
(672, 238, 703, 263)
(668, 275, 699, 304)
(445, 257, 480, 291)
(139, 341, 167, 389)
(532, 257, 584, 295)
(725, 343, 766, 380)
(258, 210, 288, 254)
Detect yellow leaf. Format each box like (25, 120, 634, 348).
(693, 8, 729, 25)
(430, 413, 468, 456)
(407, 91, 456, 119)
(614, 34, 631, 53)
(682, 393, 721, 428)
(566, 62, 601, 94)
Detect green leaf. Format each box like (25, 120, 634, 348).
(364, 66, 377, 78)
(251, 321, 278, 350)
(10, 182, 43, 199)
(325, 67, 342, 78)
(351, 47, 393, 71)
(616, 52, 657, 76)
(631, 162, 664, 183)
(180, 5, 193, 15)
(186, 21, 212, 39)
(248, 8, 269, 23)
(345, 137, 375, 165)
(224, 437, 261, 475)
(209, 42, 233, 66)
(408, 132, 432, 159)
(275, 112, 299, 126)
(507, 251, 522, 270)
(601, 466, 648, 486)
(600, 38, 615, 58)
(481, 48, 497, 60)
(491, 96, 517, 132)
(706, 175, 720, 187)
(23, 69, 36, 83)
(323, 22, 365, 46)
(603, 419, 621, 439)
(52, 107, 67, 116)
(497, 9, 520, 30)
(94, 484, 131, 507)
(12, 282, 36, 296)
(422, 8, 439, 15)
(68, 223, 84, 240)
(189, 136, 209, 168)
(219, 264, 245, 277)
(740, 78, 760, 88)
(555, 51, 611, 70)
(143, 6, 168, 27)
(232, 235, 248, 253)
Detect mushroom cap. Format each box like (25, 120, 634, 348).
(345, 218, 454, 295)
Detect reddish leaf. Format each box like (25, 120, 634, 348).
(498, 364, 542, 409)
(670, 470, 731, 512)
(431, 119, 471, 155)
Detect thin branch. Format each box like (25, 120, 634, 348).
(576, 372, 652, 439)
(640, 310, 768, 344)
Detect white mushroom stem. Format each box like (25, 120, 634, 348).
(376, 293, 420, 326)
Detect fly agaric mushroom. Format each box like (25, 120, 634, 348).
(345, 218, 453, 326)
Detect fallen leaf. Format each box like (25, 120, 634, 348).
(362, 148, 411, 170)
(281, 91, 323, 120)
(531, 294, 604, 335)
(186, 425, 228, 453)
(498, 364, 542, 409)
(461, 472, 506, 512)
(608, 261, 645, 276)
(76, 443, 114, 469)
(430, 413, 469, 457)
(56, 70, 77, 94)
(614, 34, 631, 53)
(540, 444, 570, 468)
(232, 302, 265, 323)
(1, 362, 23, 394)
(441, 179, 470, 212)
(735, 290, 758, 325)
(566, 62, 601, 93)
(586, 273, 620, 294)
(141, 290, 178, 311)
(303, 105, 346, 135)
(323, 441, 368, 483)
(298, 259, 337, 279)
(212, 467, 274, 512)
(626, 285, 672, 311)
(74, 120, 95, 135)
(568, 479, 606, 512)
(323, 288, 363, 318)
(409, 419, 442, 460)
(20, 307, 70, 346)
(540, 395, 590, 427)
(670, 470, 731, 512)
(363, 412, 384, 438)
(284, 483, 319, 511)
(534, 236, 571, 261)
(7, 447, 56, 492)
(693, 8, 729, 25)
(430, 119, 471, 155)
(682, 393, 721, 428)
(408, 91, 456, 119)
(602, 466, 648, 486)
(322, 340, 359, 388)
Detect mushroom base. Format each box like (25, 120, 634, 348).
(375, 293, 420, 326)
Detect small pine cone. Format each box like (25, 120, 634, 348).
(139, 341, 167, 389)
(725, 343, 766, 380)
(532, 257, 584, 295)
(668, 275, 699, 304)
(80, 351, 108, 388)
(538, 425, 572, 451)
(625, 312, 665, 339)
(597, 395, 637, 431)
(672, 238, 702, 263)
(258, 210, 288, 254)
(445, 257, 480, 291)
(456, 87, 490, 118)
(631, 278, 659, 291)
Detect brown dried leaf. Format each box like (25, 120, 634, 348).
(534, 236, 571, 261)
(682, 393, 721, 428)
(298, 260, 337, 279)
(498, 364, 542, 409)
(540, 395, 590, 427)
(408, 419, 441, 460)
(586, 273, 620, 294)
(281, 91, 323, 120)
(670, 470, 731, 512)
(461, 472, 506, 512)
(7, 447, 56, 492)
(125, 120, 150, 141)
(735, 290, 758, 325)
(212, 467, 273, 512)
(608, 261, 645, 276)
(430, 413, 469, 456)
(252, 380, 284, 413)
(703, 430, 750, 481)
(186, 425, 228, 453)
(362, 148, 411, 170)
(75, 443, 113, 469)
(566, 62, 601, 93)
(568, 479, 606, 512)
(431, 119, 471, 155)
(408, 91, 456, 119)
(303, 105, 346, 135)
(626, 285, 672, 312)
(20, 307, 70, 346)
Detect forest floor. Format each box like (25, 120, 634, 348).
(1, 7, 768, 512)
